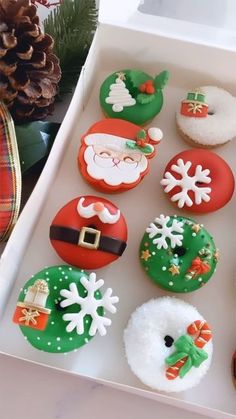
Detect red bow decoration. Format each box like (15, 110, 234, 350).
(187, 257, 210, 277)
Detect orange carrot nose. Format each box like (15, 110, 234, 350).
(93, 202, 104, 212)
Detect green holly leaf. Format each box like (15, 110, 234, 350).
(154, 70, 169, 90)
(137, 129, 147, 140)
(129, 70, 152, 88)
(137, 93, 155, 104)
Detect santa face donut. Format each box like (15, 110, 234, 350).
(78, 119, 163, 193)
(176, 87, 236, 147)
(50, 196, 127, 269)
(161, 149, 234, 214)
(99, 70, 169, 125)
(140, 215, 219, 293)
(124, 297, 213, 392)
(13, 265, 119, 353)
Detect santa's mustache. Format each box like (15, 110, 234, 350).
(77, 198, 120, 224)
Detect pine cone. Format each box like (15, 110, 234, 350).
(0, 0, 61, 122)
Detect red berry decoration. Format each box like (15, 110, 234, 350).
(139, 83, 146, 93)
(146, 85, 155, 94)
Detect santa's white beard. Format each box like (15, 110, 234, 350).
(84, 146, 148, 186)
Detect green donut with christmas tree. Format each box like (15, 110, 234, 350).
(99, 69, 169, 125)
(13, 265, 119, 353)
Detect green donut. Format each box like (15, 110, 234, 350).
(99, 69, 169, 125)
(13, 265, 118, 353)
(140, 215, 219, 293)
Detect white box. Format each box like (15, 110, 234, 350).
(0, 1, 236, 417)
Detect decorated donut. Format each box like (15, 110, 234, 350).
(139, 215, 219, 293)
(78, 119, 163, 193)
(160, 149, 234, 213)
(99, 70, 169, 125)
(49, 195, 127, 269)
(13, 265, 119, 353)
(176, 87, 236, 147)
(124, 297, 213, 392)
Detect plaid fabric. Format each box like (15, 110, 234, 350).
(0, 103, 21, 242)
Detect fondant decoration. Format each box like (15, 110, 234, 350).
(60, 272, 118, 336)
(13, 279, 51, 330)
(140, 215, 218, 293)
(50, 195, 127, 269)
(0, 102, 21, 242)
(105, 72, 136, 112)
(78, 119, 163, 193)
(161, 149, 234, 213)
(161, 158, 211, 208)
(180, 91, 208, 118)
(176, 86, 236, 147)
(124, 297, 213, 392)
(100, 69, 169, 125)
(146, 214, 184, 249)
(13, 265, 119, 353)
(165, 320, 212, 379)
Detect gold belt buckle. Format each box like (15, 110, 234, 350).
(78, 227, 101, 250)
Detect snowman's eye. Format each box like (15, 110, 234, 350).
(164, 335, 174, 347)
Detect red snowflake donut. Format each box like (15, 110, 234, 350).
(160, 149, 234, 213)
(49, 196, 127, 269)
(78, 119, 163, 193)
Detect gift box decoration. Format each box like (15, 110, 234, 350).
(13, 279, 51, 330)
(180, 91, 208, 118)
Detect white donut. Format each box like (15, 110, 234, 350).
(124, 297, 213, 393)
(176, 86, 236, 147)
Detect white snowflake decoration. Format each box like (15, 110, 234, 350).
(160, 159, 211, 208)
(146, 214, 184, 249)
(60, 273, 119, 337)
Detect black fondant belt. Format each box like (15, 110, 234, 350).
(50, 225, 126, 256)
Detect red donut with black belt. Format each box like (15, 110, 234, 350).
(160, 149, 234, 213)
(50, 195, 127, 269)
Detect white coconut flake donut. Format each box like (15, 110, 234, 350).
(124, 297, 213, 393)
(176, 86, 236, 147)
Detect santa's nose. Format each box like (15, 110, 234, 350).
(93, 202, 104, 212)
(113, 158, 120, 164)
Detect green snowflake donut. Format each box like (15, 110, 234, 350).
(99, 69, 169, 125)
(140, 215, 219, 293)
(13, 265, 119, 353)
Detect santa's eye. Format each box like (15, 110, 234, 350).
(164, 335, 174, 347)
(124, 156, 135, 163)
(99, 151, 111, 157)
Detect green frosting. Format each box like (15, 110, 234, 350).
(99, 69, 169, 125)
(140, 216, 218, 293)
(17, 265, 103, 353)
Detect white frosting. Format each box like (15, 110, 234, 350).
(60, 273, 119, 337)
(77, 197, 120, 224)
(161, 159, 211, 208)
(146, 214, 184, 249)
(105, 78, 136, 112)
(148, 127, 163, 143)
(176, 86, 236, 146)
(124, 297, 213, 392)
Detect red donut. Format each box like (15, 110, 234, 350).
(49, 196, 127, 269)
(160, 149, 234, 213)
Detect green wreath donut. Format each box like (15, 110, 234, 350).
(139, 215, 219, 293)
(13, 265, 119, 353)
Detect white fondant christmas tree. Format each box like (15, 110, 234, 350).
(105, 73, 136, 112)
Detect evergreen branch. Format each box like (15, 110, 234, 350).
(44, 0, 97, 94)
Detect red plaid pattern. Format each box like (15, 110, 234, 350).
(0, 103, 21, 242)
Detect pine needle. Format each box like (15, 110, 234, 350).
(44, 0, 97, 95)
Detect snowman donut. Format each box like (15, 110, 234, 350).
(13, 265, 119, 353)
(176, 87, 236, 147)
(78, 119, 163, 193)
(124, 297, 213, 392)
(50, 195, 127, 269)
(99, 69, 169, 125)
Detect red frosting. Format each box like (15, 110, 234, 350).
(161, 149, 234, 213)
(50, 195, 127, 269)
